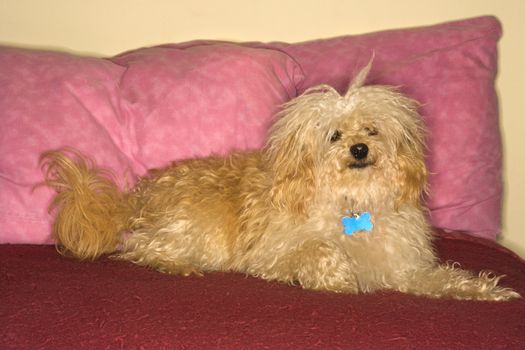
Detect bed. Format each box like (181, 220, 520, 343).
(2, 231, 524, 348)
(1, 16, 524, 349)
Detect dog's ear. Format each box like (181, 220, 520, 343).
(394, 111, 428, 208)
(396, 144, 427, 208)
(264, 117, 317, 216)
(265, 85, 343, 215)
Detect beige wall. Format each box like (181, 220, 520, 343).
(1, 0, 524, 257)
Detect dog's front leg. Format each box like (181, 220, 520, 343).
(398, 263, 520, 301)
(264, 239, 359, 293)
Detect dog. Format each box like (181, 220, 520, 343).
(41, 63, 519, 301)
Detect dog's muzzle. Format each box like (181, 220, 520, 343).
(349, 143, 373, 169)
(350, 143, 368, 160)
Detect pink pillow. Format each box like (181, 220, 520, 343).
(0, 16, 502, 243)
(109, 44, 301, 169)
(257, 15, 503, 240)
(0, 44, 303, 243)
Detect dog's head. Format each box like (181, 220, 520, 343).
(265, 63, 427, 215)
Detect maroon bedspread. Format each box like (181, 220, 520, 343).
(1, 231, 524, 349)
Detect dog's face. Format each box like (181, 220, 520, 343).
(266, 81, 427, 215)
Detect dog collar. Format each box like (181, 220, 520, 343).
(342, 212, 373, 235)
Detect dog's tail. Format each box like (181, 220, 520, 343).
(40, 150, 134, 260)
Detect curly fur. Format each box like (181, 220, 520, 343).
(41, 64, 519, 301)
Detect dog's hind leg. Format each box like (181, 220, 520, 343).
(113, 230, 206, 277)
(398, 263, 520, 301)
(115, 248, 204, 277)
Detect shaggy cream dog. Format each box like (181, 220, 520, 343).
(41, 64, 519, 301)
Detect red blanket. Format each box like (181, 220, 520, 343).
(1, 231, 524, 349)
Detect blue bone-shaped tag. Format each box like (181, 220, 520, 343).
(342, 212, 373, 235)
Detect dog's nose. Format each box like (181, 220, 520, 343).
(350, 143, 369, 160)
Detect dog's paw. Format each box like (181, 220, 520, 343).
(453, 272, 521, 301)
(472, 286, 521, 302)
(159, 264, 204, 277)
(402, 265, 521, 301)
(469, 271, 521, 301)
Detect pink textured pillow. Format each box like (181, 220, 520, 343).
(109, 44, 301, 169)
(0, 16, 503, 243)
(0, 48, 134, 244)
(0, 44, 303, 243)
(258, 15, 502, 239)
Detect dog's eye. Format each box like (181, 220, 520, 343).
(330, 130, 342, 143)
(365, 127, 378, 136)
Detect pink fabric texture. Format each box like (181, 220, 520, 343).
(0, 44, 303, 243)
(0, 16, 503, 243)
(258, 15, 503, 239)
